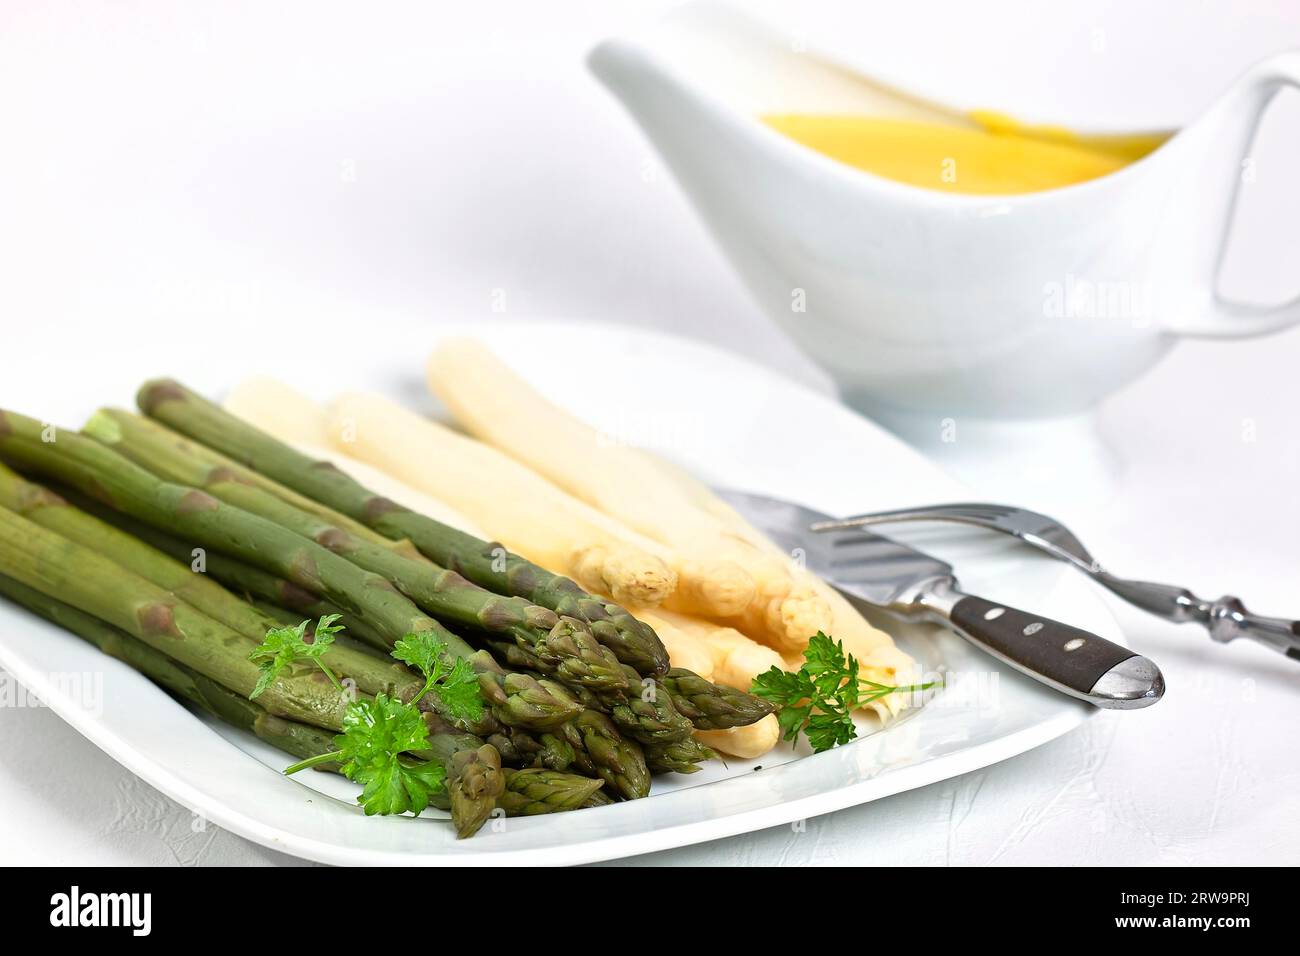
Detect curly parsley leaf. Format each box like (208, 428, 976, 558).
(247, 613, 345, 699)
(280, 693, 448, 816)
(332, 693, 444, 815)
(311, 612, 346, 647)
(751, 632, 936, 753)
(336, 693, 430, 768)
(391, 631, 443, 680)
(391, 632, 484, 723)
(278, 629, 486, 818)
(804, 711, 857, 753)
(435, 658, 485, 723)
(354, 753, 447, 817)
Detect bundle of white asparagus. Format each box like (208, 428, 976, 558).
(222, 346, 919, 757)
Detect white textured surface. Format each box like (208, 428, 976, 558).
(0, 0, 1298, 866)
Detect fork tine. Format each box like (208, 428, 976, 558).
(930, 505, 1065, 541)
(813, 503, 985, 527)
(866, 503, 1096, 566)
(883, 502, 1002, 516)
(919, 503, 1019, 520)
(812, 509, 930, 527)
(816, 506, 1006, 532)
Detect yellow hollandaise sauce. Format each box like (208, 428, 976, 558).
(762, 111, 1168, 195)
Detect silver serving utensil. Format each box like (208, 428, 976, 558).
(717, 489, 1163, 710)
(812, 502, 1300, 662)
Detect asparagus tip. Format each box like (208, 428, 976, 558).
(136, 378, 188, 415)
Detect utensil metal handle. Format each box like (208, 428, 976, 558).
(1095, 573, 1300, 659)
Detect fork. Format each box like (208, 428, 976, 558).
(811, 503, 1300, 661)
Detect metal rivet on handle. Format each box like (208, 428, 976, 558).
(1023, 622, 1044, 636)
(984, 607, 1005, 621)
(1063, 638, 1086, 652)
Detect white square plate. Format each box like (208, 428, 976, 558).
(0, 321, 1112, 865)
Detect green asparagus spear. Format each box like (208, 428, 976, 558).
(135, 379, 669, 676)
(0, 411, 570, 731)
(497, 769, 604, 816)
(428, 761, 600, 819)
(86, 409, 628, 695)
(417, 730, 506, 838)
(462, 649, 581, 730)
(446, 700, 649, 799)
(485, 726, 577, 771)
(0, 412, 433, 640)
(59, 490, 395, 652)
(0, 504, 353, 729)
(81, 487, 579, 734)
(658, 667, 776, 730)
(560, 662, 718, 775)
(0, 568, 503, 835)
(488, 639, 696, 745)
(643, 737, 717, 775)
(606, 663, 696, 743)
(5, 568, 604, 827)
(0, 570, 340, 760)
(496, 633, 773, 738)
(559, 709, 651, 800)
(0, 461, 421, 701)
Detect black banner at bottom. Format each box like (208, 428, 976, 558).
(12, 866, 1279, 938)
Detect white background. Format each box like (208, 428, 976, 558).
(0, 0, 1298, 865)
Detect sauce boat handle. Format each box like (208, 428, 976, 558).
(1161, 52, 1300, 339)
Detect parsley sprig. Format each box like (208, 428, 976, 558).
(751, 632, 936, 753)
(265, 621, 485, 817)
(392, 632, 484, 724)
(247, 612, 346, 699)
(325, 693, 448, 815)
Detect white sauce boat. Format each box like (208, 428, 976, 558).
(589, 3, 1300, 492)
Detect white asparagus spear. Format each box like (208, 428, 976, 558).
(667, 475, 907, 680)
(428, 338, 734, 545)
(426, 339, 829, 644)
(301, 439, 489, 538)
(661, 555, 756, 619)
(695, 714, 779, 759)
(637, 608, 783, 693)
(227, 378, 747, 612)
(638, 615, 715, 680)
(223, 379, 488, 536)
(639, 596, 911, 721)
(223, 376, 335, 448)
(622, 433, 911, 677)
(328, 391, 678, 607)
(659, 543, 910, 719)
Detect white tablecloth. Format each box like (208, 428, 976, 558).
(0, 0, 1297, 866)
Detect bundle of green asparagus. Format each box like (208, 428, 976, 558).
(0, 572, 602, 837)
(0, 384, 776, 839)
